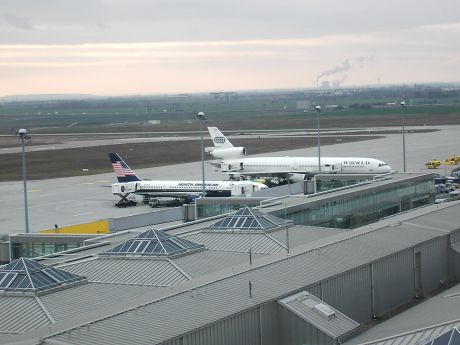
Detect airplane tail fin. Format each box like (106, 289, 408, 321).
(109, 153, 142, 183)
(207, 127, 234, 148)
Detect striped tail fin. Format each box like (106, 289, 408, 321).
(109, 153, 141, 183)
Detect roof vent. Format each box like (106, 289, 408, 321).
(313, 303, 336, 320)
(279, 291, 359, 339)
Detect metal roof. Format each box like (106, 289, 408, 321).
(0, 258, 86, 295)
(269, 225, 346, 247)
(346, 283, 460, 345)
(0, 296, 51, 334)
(451, 243, 460, 254)
(32, 202, 459, 345)
(1, 200, 459, 345)
(57, 226, 339, 283)
(278, 291, 359, 339)
(102, 229, 204, 257)
(39, 283, 160, 322)
(172, 250, 267, 278)
(184, 231, 286, 254)
(183, 225, 341, 254)
(209, 206, 290, 232)
(423, 328, 460, 345)
(407, 207, 460, 234)
(59, 257, 190, 286)
(351, 322, 460, 345)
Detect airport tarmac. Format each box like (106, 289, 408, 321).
(0, 125, 458, 235)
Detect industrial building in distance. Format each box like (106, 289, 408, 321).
(0, 172, 459, 345)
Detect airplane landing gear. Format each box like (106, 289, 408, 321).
(114, 193, 137, 208)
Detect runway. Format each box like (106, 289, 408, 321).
(1, 125, 458, 235)
(0, 126, 422, 154)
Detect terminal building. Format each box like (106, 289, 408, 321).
(196, 173, 434, 227)
(0, 172, 459, 345)
(3, 173, 435, 261)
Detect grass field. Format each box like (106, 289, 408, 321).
(1, 92, 460, 134)
(1, 88, 459, 181)
(1, 106, 459, 137)
(0, 136, 381, 181)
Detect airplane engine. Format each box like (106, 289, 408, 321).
(184, 194, 201, 204)
(205, 147, 247, 159)
(289, 174, 306, 183)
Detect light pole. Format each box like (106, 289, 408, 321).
(16, 128, 30, 233)
(400, 101, 406, 172)
(315, 105, 322, 173)
(196, 112, 206, 197)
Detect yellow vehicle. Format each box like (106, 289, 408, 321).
(425, 159, 441, 169)
(446, 155, 460, 165)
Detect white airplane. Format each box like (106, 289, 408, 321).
(206, 127, 247, 159)
(207, 127, 392, 180)
(109, 153, 267, 206)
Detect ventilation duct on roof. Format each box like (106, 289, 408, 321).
(313, 303, 336, 320)
(278, 291, 359, 341)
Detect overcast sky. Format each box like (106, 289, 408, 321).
(1, 0, 459, 96)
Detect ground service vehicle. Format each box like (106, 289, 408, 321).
(446, 155, 460, 165)
(425, 160, 441, 169)
(148, 197, 184, 208)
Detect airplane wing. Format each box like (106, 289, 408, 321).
(207, 160, 221, 168)
(225, 171, 294, 178)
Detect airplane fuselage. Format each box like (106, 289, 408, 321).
(112, 180, 267, 198)
(220, 156, 392, 176)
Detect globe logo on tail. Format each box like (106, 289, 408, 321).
(213, 137, 226, 144)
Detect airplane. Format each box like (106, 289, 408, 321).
(109, 153, 267, 207)
(206, 127, 247, 159)
(206, 127, 392, 181)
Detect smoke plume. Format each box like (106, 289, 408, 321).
(316, 59, 351, 83)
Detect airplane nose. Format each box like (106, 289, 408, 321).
(385, 165, 392, 172)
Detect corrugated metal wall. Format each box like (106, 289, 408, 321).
(321, 265, 373, 323)
(259, 302, 281, 345)
(450, 229, 460, 245)
(0, 241, 9, 263)
(447, 229, 460, 281)
(306, 283, 322, 299)
(159, 235, 454, 345)
(417, 237, 450, 295)
(448, 247, 460, 281)
(160, 338, 183, 345)
(372, 250, 415, 316)
(181, 307, 261, 345)
(278, 305, 333, 345)
(160, 303, 280, 345)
